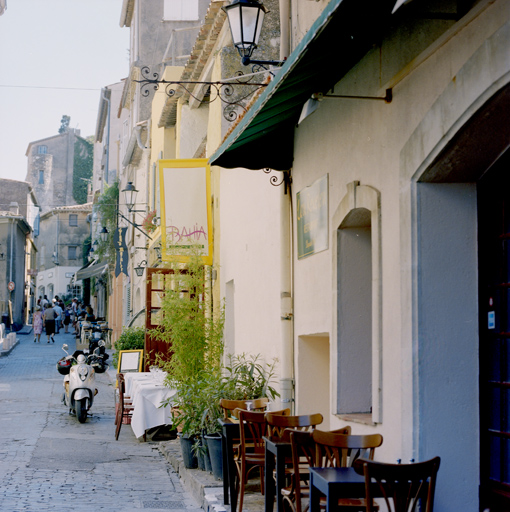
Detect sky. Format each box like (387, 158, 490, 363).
(0, 0, 130, 182)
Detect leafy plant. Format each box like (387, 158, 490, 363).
(72, 136, 93, 204)
(112, 326, 145, 369)
(94, 180, 119, 266)
(223, 353, 280, 401)
(152, 243, 225, 437)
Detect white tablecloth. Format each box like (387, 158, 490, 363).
(123, 372, 177, 439)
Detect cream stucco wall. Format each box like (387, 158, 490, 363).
(289, 2, 510, 510)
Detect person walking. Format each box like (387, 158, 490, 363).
(63, 305, 72, 333)
(33, 305, 43, 343)
(43, 303, 56, 343)
(53, 301, 63, 334)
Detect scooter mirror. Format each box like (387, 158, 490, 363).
(63, 344, 69, 351)
(98, 340, 106, 347)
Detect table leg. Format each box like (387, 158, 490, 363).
(275, 447, 286, 512)
(226, 432, 238, 512)
(309, 473, 321, 512)
(221, 431, 229, 505)
(264, 444, 276, 512)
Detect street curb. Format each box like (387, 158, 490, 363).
(0, 339, 19, 357)
(159, 439, 226, 512)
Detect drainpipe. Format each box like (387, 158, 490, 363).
(102, 90, 111, 187)
(280, 172, 294, 412)
(279, 0, 291, 60)
(9, 217, 14, 284)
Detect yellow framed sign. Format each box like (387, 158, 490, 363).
(117, 350, 144, 373)
(159, 159, 213, 265)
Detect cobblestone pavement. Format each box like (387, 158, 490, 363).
(0, 330, 202, 512)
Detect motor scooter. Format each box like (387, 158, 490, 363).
(57, 342, 108, 423)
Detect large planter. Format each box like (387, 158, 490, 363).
(178, 433, 198, 469)
(195, 436, 212, 472)
(204, 432, 223, 480)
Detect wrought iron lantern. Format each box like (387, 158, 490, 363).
(134, 260, 147, 277)
(223, 0, 283, 67)
(99, 226, 109, 242)
(122, 182, 139, 212)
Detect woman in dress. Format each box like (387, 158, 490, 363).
(33, 305, 43, 343)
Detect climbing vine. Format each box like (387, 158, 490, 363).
(73, 136, 93, 204)
(94, 180, 119, 266)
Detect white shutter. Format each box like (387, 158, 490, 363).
(163, 0, 198, 21)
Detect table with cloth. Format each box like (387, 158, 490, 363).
(123, 372, 177, 439)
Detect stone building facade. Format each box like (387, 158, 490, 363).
(0, 208, 31, 327)
(36, 204, 92, 302)
(25, 128, 90, 214)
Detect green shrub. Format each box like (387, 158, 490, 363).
(112, 327, 145, 369)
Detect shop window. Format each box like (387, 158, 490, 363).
(67, 284, 81, 298)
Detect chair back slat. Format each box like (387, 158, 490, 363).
(266, 412, 323, 439)
(220, 398, 269, 419)
(282, 426, 351, 512)
(238, 409, 268, 454)
(360, 456, 441, 512)
(313, 430, 383, 468)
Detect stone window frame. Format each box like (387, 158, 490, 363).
(331, 181, 382, 424)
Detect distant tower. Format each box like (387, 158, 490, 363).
(25, 122, 92, 214)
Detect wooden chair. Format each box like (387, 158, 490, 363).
(313, 430, 383, 468)
(115, 373, 135, 441)
(265, 412, 324, 505)
(220, 397, 269, 419)
(234, 407, 290, 512)
(312, 429, 383, 510)
(358, 457, 441, 512)
(266, 412, 324, 439)
(282, 427, 352, 512)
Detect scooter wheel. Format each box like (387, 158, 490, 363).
(76, 398, 88, 423)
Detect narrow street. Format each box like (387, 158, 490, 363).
(0, 330, 202, 512)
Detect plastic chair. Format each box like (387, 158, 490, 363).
(359, 457, 441, 512)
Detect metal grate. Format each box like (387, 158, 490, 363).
(142, 501, 185, 509)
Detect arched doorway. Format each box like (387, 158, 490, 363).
(417, 83, 510, 511)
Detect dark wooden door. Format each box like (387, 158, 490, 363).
(478, 150, 510, 511)
(144, 267, 173, 371)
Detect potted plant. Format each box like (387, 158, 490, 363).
(200, 354, 280, 479)
(223, 353, 280, 401)
(152, 244, 225, 469)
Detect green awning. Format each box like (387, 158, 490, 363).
(75, 260, 108, 281)
(210, 0, 397, 171)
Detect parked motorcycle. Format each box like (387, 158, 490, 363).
(57, 341, 109, 423)
(81, 322, 111, 361)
